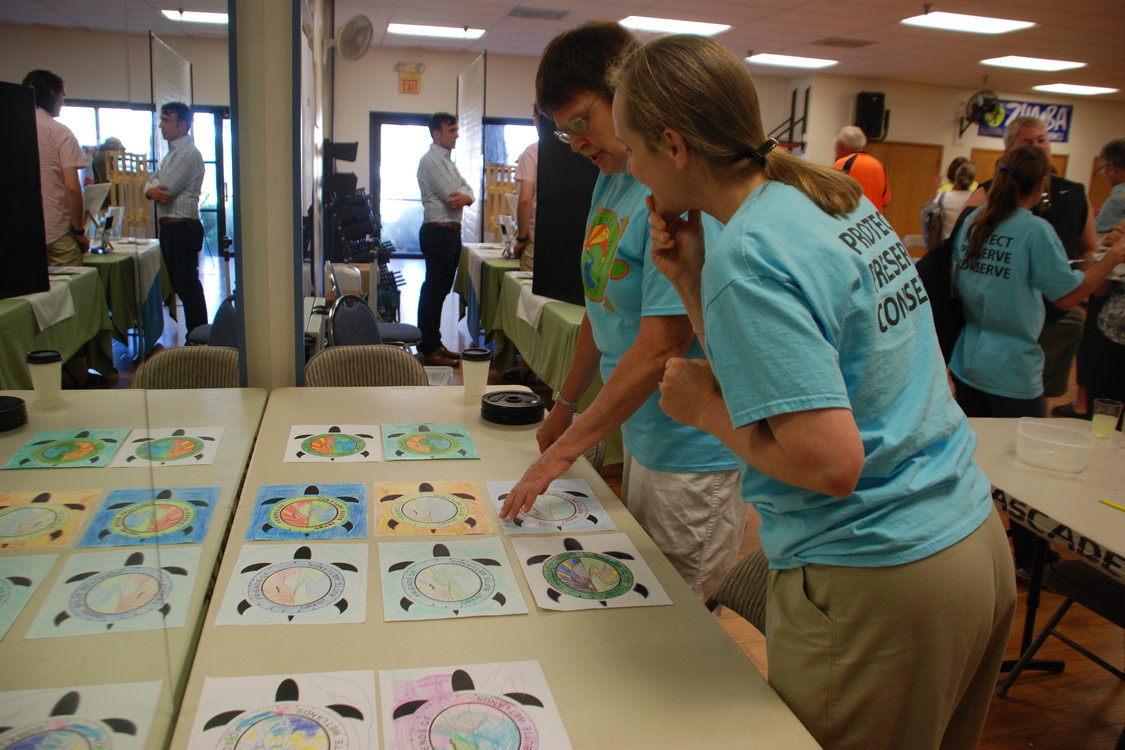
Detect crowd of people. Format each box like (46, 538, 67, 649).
(479, 21, 1121, 750)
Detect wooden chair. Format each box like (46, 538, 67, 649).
(133, 346, 240, 389)
(305, 345, 428, 387)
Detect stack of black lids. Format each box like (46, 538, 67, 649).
(480, 391, 545, 425)
(0, 396, 27, 432)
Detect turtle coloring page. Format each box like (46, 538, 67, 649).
(486, 479, 616, 534)
(109, 426, 225, 467)
(284, 424, 382, 463)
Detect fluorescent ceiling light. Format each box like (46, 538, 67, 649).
(1033, 83, 1119, 96)
(387, 23, 485, 39)
(746, 53, 837, 69)
(620, 16, 730, 35)
(161, 9, 228, 24)
(981, 56, 1085, 72)
(901, 11, 1034, 34)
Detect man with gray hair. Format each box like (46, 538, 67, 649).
(833, 125, 891, 212)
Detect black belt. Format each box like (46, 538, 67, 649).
(426, 221, 461, 228)
(159, 217, 196, 225)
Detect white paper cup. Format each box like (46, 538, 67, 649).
(1092, 398, 1123, 438)
(461, 348, 491, 405)
(26, 350, 62, 401)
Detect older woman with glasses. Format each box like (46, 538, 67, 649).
(499, 21, 745, 602)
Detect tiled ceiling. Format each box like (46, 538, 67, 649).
(3, 0, 1124, 101)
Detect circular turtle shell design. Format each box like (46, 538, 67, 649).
(401, 558, 496, 609)
(301, 433, 366, 459)
(68, 565, 172, 622)
(0, 716, 115, 749)
(408, 692, 538, 750)
(390, 494, 469, 528)
(134, 436, 205, 462)
(0, 505, 68, 543)
(268, 495, 350, 534)
(248, 559, 346, 615)
(109, 500, 195, 539)
(216, 703, 349, 750)
(32, 438, 105, 465)
(396, 432, 461, 457)
(542, 551, 633, 600)
(525, 492, 585, 524)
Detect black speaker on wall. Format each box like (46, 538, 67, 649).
(855, 91, 888, 141)
(532, 113, 598, 306)
(1, 81, 48, 300)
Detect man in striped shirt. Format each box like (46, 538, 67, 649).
(146, 101, 207, 332)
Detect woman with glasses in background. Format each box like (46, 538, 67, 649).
(499, 21, 745, 603)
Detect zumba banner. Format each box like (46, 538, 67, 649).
(977, 98, 1073, 142)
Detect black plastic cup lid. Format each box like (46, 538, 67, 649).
(26, 350, 62, 364)
(461, 347, 491, 362)
(480, 390, 545, 425)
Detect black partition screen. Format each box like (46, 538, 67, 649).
(531, 114, 598, 306)
(1, 81, 48, 299)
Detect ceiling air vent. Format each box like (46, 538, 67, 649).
(508, 6, 569, 20)
(811, 37, 875, 48)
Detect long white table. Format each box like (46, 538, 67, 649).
(0, 388, 267, 749)
(169, 385, 819, 749)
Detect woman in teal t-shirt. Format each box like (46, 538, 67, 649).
(612, 34, 1017, 750)
(950, 145, 1125, 419)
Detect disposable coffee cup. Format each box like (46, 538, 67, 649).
(1092, 398, 1124, 438)
(461, 347, 491, 405)
(26, 350, 62, 401)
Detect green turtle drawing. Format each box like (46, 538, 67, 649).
(17, 430, 120, 466)
(53, 550, 188, 630)
(202, 677, 364, 748)
(527, 537, 648, 606)
(497, 488, 598, 530)
(95, 488, 209, 541)
(237, 545, 356, 621)
(391, 668, 543, 749)
(258, 484, 361, 536)
(388, 542, 507, 615)
(385, 424, 471, 458)
(293, 425, 375, 460)
(0, 492, 85, 548)
(582, 207, 631, 305)
(0, 690, 136, 748)
(379, 483, 482, 533)
(126, 428, 216, 464)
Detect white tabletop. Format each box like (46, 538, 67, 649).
(0, 388, 267, 749)
(168, 385, 819, 749)
(970, 417, 1125, 579)
(463, 243, 507, 299)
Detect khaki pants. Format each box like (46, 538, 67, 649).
(519, 239, 535, 272)
(767, 509, 1015, 750)
(46, 233, 83, 267)
(622, 452, 745, 600)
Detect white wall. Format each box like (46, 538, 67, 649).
(806, 73, 1125, 184)
(0, 24, 229, 106)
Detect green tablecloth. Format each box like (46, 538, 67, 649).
(0, 268, 114, 389)
(454, 248, 519, 344)
(84, 244, 171, 352)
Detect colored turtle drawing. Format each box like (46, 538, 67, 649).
(258, 484, 361, 537)
(582, 208, 630, 305)
(386, 424, 471, 458)
(527, 537, 647, 606)
(293, 425, 375, 460)
(389, 542, 507, 615)
(497, 488, 599, 530)
(53, 550, 188, 630)
(0, 690, 137, 749)
(0, 492, 85, 548)
(237, 545, 355, 621)
(379, 483, 481, 533)
(392, 668, 543, 750)
(0, 571, 32, 612)
(95, 488, 209, 541)
(126, 428, 217, 464)
(16, 430, 121, 467)
(202, 677, 364, 749)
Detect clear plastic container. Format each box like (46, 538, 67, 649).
(1016, 417, 1096, 473)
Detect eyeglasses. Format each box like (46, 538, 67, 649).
(553, 98, 598, 144)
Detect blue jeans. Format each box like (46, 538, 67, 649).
(417, 223, 461, 355)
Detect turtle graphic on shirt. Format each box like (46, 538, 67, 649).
(201, 676, 364, 749)
(0, 690, 137, 749)
(582, 207, 630, 306)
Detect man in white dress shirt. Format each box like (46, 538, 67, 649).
(146, 101, 208, 332)
(416, 111, 474, 367)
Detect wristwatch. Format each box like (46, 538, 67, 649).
(516, 235, 529, 243)
(70, 226, 85, 235)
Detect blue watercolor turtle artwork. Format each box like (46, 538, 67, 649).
(246, 483, 368, 542)
(4, 429, 130, 469)
(380, 423, 479, 461)
(77, 487, 221, 548)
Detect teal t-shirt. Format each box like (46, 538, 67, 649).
(702, 181, 991, 569)
(950, 207, 1084, 399)
(582, 172, 736, 473)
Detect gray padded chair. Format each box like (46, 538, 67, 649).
(330, 293, 421, 350)
(133, 346, 240, 389)
(706, 547, 769, 633)
(305, 345, 428, 387)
